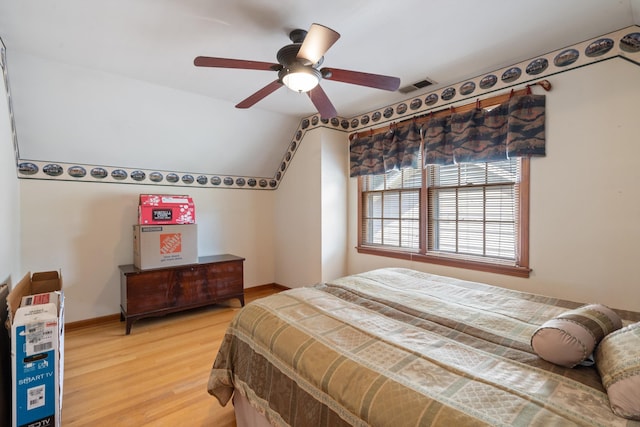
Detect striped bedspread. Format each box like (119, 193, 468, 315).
(208, 268, 640, 426)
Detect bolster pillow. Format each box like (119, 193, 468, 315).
(596, 321, 640, 420)
(531, 303, 622, 368)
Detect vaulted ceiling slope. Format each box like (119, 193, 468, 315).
(1, 0, 638, 180)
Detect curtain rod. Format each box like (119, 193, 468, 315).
(349, 79, 552, 139)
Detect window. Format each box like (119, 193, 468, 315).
(358, 157, 530, 277)
(360, 168, 422, 251)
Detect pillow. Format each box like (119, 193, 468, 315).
(530, 303, 622, 368)
(596, 322, 640, 420)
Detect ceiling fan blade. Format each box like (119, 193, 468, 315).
(236, 80, 283, 109)
(322, 67, 400, 91)
(297, 23, 340, 65)
(308, 85, 337, 119)
(194, 56, 278, 71)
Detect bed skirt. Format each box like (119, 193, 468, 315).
(233, 391, 272, 427)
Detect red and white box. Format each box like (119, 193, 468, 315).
(138, 194, 195, 225)
(21, 291, 62, 309)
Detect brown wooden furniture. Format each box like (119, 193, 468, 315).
(119, 254, 244, 334)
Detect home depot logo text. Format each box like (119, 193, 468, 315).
(159, 233, 182, 254)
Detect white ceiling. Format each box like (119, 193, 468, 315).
(1, 0, 639, 179)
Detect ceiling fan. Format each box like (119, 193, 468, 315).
(193, 23, 401, 119)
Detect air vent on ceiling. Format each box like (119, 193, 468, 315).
(399, 77, 437, 94)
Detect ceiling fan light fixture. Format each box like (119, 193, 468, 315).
(281, 66, 320, 93)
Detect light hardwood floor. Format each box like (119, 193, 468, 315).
(62, 285, 283, 427)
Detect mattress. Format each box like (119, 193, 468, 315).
(208, 268, 640, 426)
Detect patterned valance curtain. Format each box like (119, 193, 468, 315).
(350, 93, 545, 177)
(506, 94, 546, 158)
(350, 121, 421, 177)
(349, 131, 387, 177)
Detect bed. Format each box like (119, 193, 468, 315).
(208, 268, 640, 426)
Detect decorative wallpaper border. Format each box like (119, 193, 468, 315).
(346, 26, 640, 132)
(12, 121, 343, 190)
(8, 26, 640, 190)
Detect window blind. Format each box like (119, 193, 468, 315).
(427, 159, 519, 262)
(361, 168, 421, 250)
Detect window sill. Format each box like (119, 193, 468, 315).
(356, 246, 531, 278)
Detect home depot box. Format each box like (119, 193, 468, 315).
(133, 224, 198, 270)
(7, 271, 64, 427)
(138, 194, 195, 225)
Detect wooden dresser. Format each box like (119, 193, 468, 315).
(119, 254, 244, 334)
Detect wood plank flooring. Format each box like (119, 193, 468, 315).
(62, 285, 283, 427)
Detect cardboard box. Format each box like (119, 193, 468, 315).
(7, 271, 63, 427)
(12, 305, 59, 427)
(133, 224, 198, 270)
(138, 194, 195, 225)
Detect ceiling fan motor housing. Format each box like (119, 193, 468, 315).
(276, 44, 302, 66)
(276, 43, 323, 67)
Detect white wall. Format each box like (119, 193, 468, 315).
(321, 130, 348, 282)
(19, 180, 275, 322)
(274, 129, 322, 288)
(0, 57, 21, 288)
(347, 58, 640, 313)
(274, 126, 347, 288)
(9, 52, 299, 178)
(9, 53, 640, 324)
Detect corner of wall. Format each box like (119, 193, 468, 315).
(0, 38, 21, 287)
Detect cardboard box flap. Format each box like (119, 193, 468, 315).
(7, 272, 31, 327)
(31, 271, 61, 282)
(6, 271, 62, 329)
(13, 303, 58, 325)
(31, 271, 62, 295)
